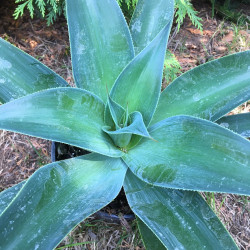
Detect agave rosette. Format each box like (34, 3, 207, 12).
(0, 0, 249, 249)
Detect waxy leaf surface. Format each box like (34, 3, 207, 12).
(217, 113, 250, 138)
(0, 88, 123, 157)
(105, 95, 128, 129)
(0, 154, 127, 249)
(110, 25, 170, 127)
(67, 0, 134, 102)
(0, 182, 25, 215)
(0, 38, 68, 104)
(124, 170, 237, 250)
(103, 111, 151, 148)
(123, 115, 250, 194)
(137, 217, 166, 250)
(130, 0, 174, 54)
(103, 112, 150, 138)
(152, 51, 250, 124)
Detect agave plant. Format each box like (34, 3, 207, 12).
(0, 0, 249, 249)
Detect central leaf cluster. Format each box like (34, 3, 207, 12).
(102, 95, 151, 149)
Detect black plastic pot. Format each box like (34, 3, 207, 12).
(51, 141, 135, 223)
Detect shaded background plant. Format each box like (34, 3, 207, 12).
(13, 0, 203, 84)
(14, 0, 203, 27)
(210, 0, 250, 24)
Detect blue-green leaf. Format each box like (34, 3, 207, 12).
(103, 112, 150, 138)
(102, 111, 151, 148)
(109, 24, 170, 127)
(130, 0, 174, 55)
(137, 217, 166, 250)
(0, 154, 127, 249)
(152, 51, 250, 124)
(0, 38, 68, 104)
(66, 0, 134, 102)
(0, 88, 123, 157)
(0, 182, 25, 215)
(217, 113, 250, 138)
(106, 95, 127, 129)
(124, 170, 237, 250)
(123, 115, 250, 195)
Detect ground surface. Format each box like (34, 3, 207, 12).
(0, 0, 249, 249)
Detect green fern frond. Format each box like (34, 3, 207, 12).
(27, 0, 35, 18)
(45, 0, 65, 25)
(175, 0, 203, 31)
(48, 0, 58, 13)
(163, 50, 182, 84)
(46, 9, 56, 25)
(13, 0, 203, 33)
(14, 0, 33, 19)
(117, 0, 137, 8)
(35, 0, 46, 17)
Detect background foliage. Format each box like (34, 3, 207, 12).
(14, 0, 65, 25)
(14, 0, 196, 84)
(14, 0, 203, 29)
(210, 0, 250, 24)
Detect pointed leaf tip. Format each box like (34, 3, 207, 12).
(67, 0, 134, 101)
(109, 23, 172, 128)
(130, 0, 174, 55)
(103, 111, 151, 148)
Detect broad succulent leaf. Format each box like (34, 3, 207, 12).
(105, 95, 128, 129)
(130, 0, 174, 55)
(0, 88, 123, 157)
(0, 0, 249, 248)
(124, 170, 237, 249)
(109, 24, 171, 127)
(0, 154, 127, 249)
(217, 113, 250, 138)
(0, 38, 68, 104)
(66, 0, 134, 102)
(102, 112, 151, 148)
(0, 182, 25, 215)
(123, 115, 250, 195)
(152, 51, 250, 124)
(137, 217, 166, 250)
